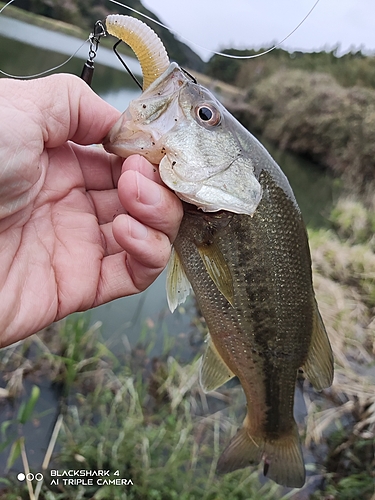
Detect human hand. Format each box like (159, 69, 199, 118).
(0, 74, 183, 347)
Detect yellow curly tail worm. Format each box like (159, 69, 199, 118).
(105, 14, 170, 90)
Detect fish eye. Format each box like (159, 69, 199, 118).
(195, 104, 221, 126)
(199, 106, 213, 121)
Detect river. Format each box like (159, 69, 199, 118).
(0, 15, 338, 359)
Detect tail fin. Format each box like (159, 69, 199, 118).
(263, 424, 305, 488)
(216, 426, 263, 474)
(216, 422, 305, 488)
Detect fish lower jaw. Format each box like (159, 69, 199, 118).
(177, 194, 228, 213)
(103, 138, 165, 164)
(166, 185, 258, 214)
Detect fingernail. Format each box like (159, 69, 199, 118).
(128, 217, 148, 240)
(136, 171, 161, 206)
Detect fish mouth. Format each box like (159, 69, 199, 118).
(103, 63, 188, 162)
(103, 16, 177, 160)
(102, 113, 164, 164)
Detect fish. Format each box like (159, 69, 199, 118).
(103, 14, 334, 489)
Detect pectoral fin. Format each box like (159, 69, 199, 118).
(200, 335, 235, 392)
(197, 242, 234, 306)
(166, 247, 192, 313)
(302, 300, 334, 390)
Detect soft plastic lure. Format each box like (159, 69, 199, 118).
(106, 14, 170, 90)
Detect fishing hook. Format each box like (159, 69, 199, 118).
(80, 20, 106, 86)
(112, 39, 143, 90)
(181, 67, 197, 84)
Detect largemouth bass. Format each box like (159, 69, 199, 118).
(103, 15, 334, 489)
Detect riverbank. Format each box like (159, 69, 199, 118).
(225, 69, 375, 199)
(0, 2, 85, 38)
(308, 199, 375, 499)
(3, 1, 375, 196)
(0, 1, 137, 59)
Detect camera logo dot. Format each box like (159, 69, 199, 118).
(17, 472, 43, 482)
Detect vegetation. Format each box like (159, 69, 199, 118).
(4, 0, 375, 191)
(1, 316, 289, 500)
(229, 69, 375, 193)
(207, 47, 375, 91)
(307, 198, 375, 499)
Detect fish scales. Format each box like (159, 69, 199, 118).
(174, 169, 313, 441)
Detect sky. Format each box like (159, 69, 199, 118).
(138, 0, 375, 61)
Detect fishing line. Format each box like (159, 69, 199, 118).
(0, 0, 14, 15)
(0, 0, 320, 80)
(109, 0, 321, 59)
(0, 0, 90, 79)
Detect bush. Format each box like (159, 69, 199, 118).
(232, 70, 375, 192)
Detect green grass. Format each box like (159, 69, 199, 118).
(0, 315, 292, 500)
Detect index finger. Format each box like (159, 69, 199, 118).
(10, 73, 122, 147)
